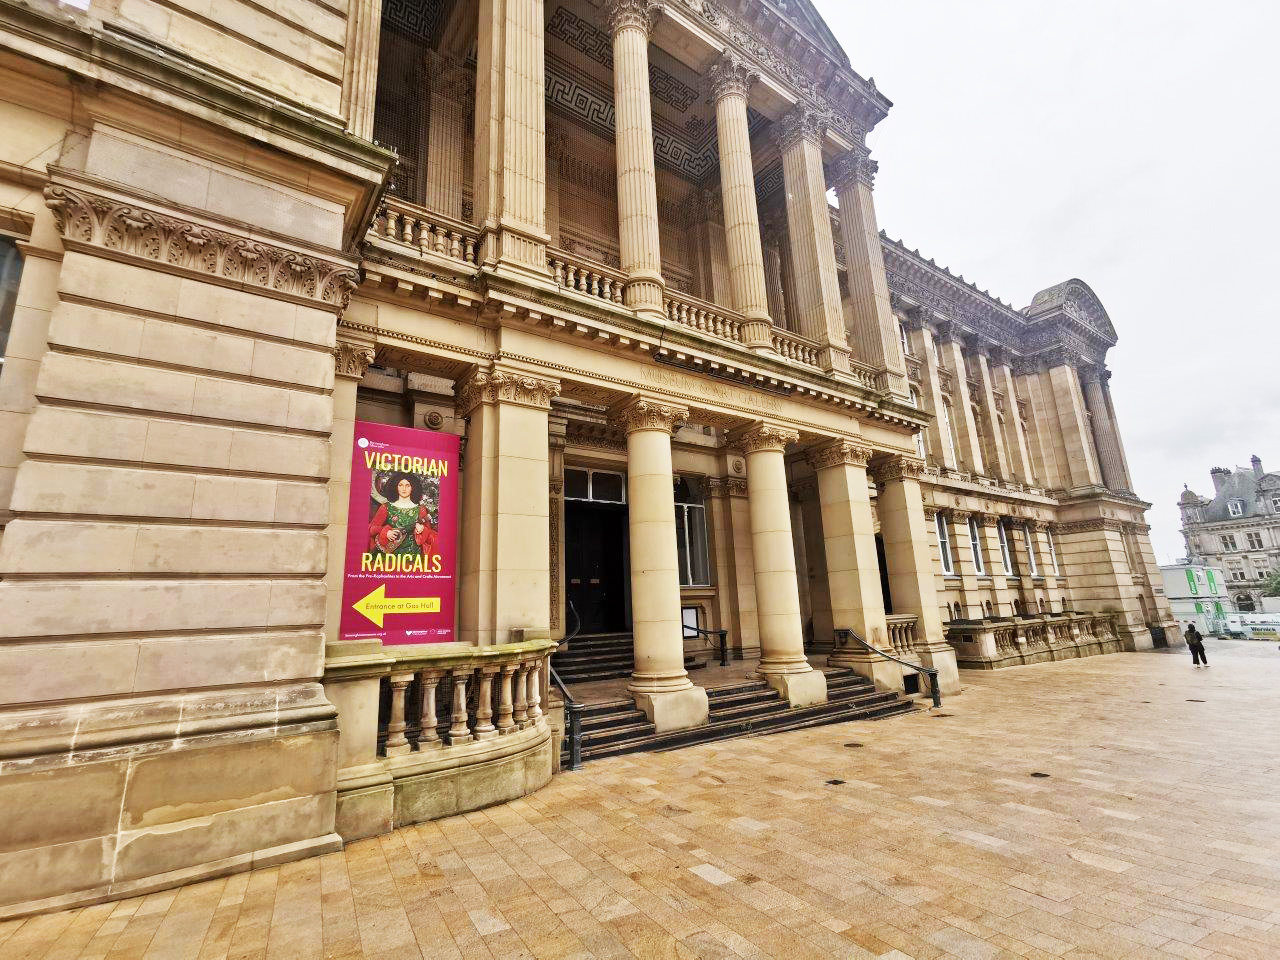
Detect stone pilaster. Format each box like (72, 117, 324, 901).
(993, 360, 1035, 483)
(1081, 366, 1132, 493)
(341, 0, 383, 140)
(473, 0, 549, 281)
(908, 313, 955, 470)
(971, 349, 1011, 480)
(774, 107, 849, 373)
(829, 149, 908, 396)
(548, 414, 567, 640)
(708, 51, 773, 351)
(425, 51, 472, 222)
(606, 0, 667, 320)
(738, 422, 827, 706)
(614, 396, 709, 731)
(935, 330, 984, 475)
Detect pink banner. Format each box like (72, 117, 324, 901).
(339, 421, 460, 645)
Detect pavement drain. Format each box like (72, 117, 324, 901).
(932, 713, 953, 718)
(1187, 699, 1206, 703)
(1030, 772, 1051, 778)
(825, 779, 846, 785)
(844, 742, 864, 748)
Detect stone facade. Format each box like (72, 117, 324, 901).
(1179, 456, 1280, 611)
(0, 0, 1175, 917)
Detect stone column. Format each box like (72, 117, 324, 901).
(707, 51, 773, 351)
(341, 0, 383, 140)
(615, 397, 709, 731)
(739, 422, 827, 706)
(774, 107, 850, 374)
(548, 414, 567, 641)
(762, 237, 789, 331)
(473, 0, 549, 282)
(935, 329, 984, 475)
(972, 349, 1011, 480)
(425, 51, 472, 222)
(457, 366, 560, 645)
(606, 0, 666, 320)
(1081, 366, 1132, 493)
(829, 149, 909, 396)
(874, 456, 959, 694)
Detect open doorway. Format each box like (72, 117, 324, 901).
(564, 467, 631, 634)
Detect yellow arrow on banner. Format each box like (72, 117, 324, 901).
(352, 584, 441, 628)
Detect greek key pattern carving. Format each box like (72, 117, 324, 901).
(807, 439, 874, 470)
(44, 183, 359, 311)
(456, 369, 562, 416)
(614, 398, 689, 435)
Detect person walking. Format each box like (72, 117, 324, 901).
(1186, 624, 1208, 666)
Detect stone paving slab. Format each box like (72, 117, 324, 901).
(6, 639, 1279, 959)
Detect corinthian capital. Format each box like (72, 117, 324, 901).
(806, 438, 875, 471)
(707, 50, 759, 102)
(334, 339, 375, 380)
(613, 397, 689, 435)
(827, 148, 878, 192)
(606, 0, 664, 35)
(456, 367, 561, 417)
(737, 422, 800, 454)
(773, 105, 827, 153)
(873, 455, 927, 485)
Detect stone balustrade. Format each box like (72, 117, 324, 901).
(549, 249, 627, 305)
(771, 327, 822, 368)
(664, 290, 744, 344)
(374, 197, 478, 266)
(946, 612, 1121, 670)
(885, 614, 920, 658)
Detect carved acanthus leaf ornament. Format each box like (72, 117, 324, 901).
(456, 369, 562, 416)
(614, 398, 689, 435)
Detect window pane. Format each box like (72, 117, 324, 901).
(591, 471, 624, 502)
(0, 236, 23, 358)
(564, 468, 589, 500)
(674, 505, 690, 586)
(687, 505, 710, 586)
(674, 475, 705, 505)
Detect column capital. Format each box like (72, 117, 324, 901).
(735, 422, 800, 454)
(950, 509, 972, 523)
(707, 50, 760, 102)
(456, 366, 561, 417)
(1077, 362, 1107, 385)
(922, 505, 939, 520)
(334, 338, 375, 381)
(425, 49, 474, 101)
(807, 438, 875, 471)
(827, 148, 878, 192)
(706, 476, 748, 498)
(773, 105, 828, 153)
(873, 455, 927, 485)
(613, 396, 688, 435)
(606, 0, 663, 35)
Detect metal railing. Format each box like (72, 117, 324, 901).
(833, 627, 942, 708)
(548, 600, 583, 771)
(683, 622, 730, 667)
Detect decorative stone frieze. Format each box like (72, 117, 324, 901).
(456, 368, 562, 416)
(1055, 518, 1128, 535)
(334, 340, 376, 380)
(873, 456, 927, 484)
(737, 422, 800, 454)
(705, 477, 748, 497)
(807, 438, 874, 470)
(606, 0, 663, 35)
(707, 50, 759, 101)
(614, 397, 689, 435)
(44, 181, 360, 310)
(773, 106, 827, 152)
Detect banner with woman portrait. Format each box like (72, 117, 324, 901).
(339, 421, 460, 645)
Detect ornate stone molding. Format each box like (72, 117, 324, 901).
(606, 0, 663, 35)
(737, 422, 800, 454)
(1055, 518, 1127, 535)
(827, 149, 877, 192)
(923, 505, 939, 520)
(456, 368, 562, 417)
(707, 50, 759, 102)
(807, 438, 874, 471)
(334, 340, 375, 380)
(706, 477, 749, 498)
(873, 456, 927, 485)
(613, 397, 689, 435)
(44, 181, 359, 311)
(773, 106, 827, 153)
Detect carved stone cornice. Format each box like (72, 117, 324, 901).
(773, 106, 827, 153)
(807, 438, 874, 471)
(873, 456, 927, 485)
(613, 397, 689, 435)
(1055, 518, 1127, 535)
(606, 0, 664, 35)
(707, 50, 760, 102)
(456, 368, 561, 417)
(737, 422, 800, 454)
(827, 149, 877, 192)
(44, 179, 359, 312)
(334, 340, 375, 380)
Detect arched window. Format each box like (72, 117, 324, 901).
(898, 320, 910, 359)
(940, 402, 958, 466)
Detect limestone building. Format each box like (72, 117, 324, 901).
(0, 0, 1176, 917)
(1180, 456, 1280, 612)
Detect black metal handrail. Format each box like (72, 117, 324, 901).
(682, 623, 730, 667)
(549, 600, 583, 770)
(833, 627, 942, 708)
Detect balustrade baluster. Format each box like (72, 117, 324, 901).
(384, 209, 399, 240)
(512, 663, 528, 728)
(401, 215, 415, 245)
(385, 672, 414, 756)
(497, 664, 516, 733)
(464, 237, 476, 263)
(601, 278, 613, 301)
(449, 232, 462, 260)
(447, 669, 472, 744)
(418, 670, 441, 746)
(474, 667, 498, 739)
(525, 658, 542, 723)
(433, 225, 447, 255)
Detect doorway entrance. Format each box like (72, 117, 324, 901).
(563, 467, 631, 634)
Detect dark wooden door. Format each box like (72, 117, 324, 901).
(565, 502, 629, 633)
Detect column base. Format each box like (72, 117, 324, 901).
(827, 652, 905, 693)
(631, 686, 709, 733)
(740, 318, 775, 352)
(760, 667, 827, 707)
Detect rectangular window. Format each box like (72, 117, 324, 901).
(1228, 500, 1243, 517)
(0, 235, 23, 359)
(996, 520, 1013, 574)
(968, 516, 985, 575)
(1023, 524, 1039, 577)
(1220, 535, 1237, 551)
(564, 468, 625, 503)
(1272, 496, 1280, 512)
(936, 513, 954, 575)
(673, 477, 710, 587)
(1246, 532, 1264, 549)
(1046, 527, 1061, 577)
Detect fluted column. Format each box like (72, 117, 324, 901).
(829, 149, 908, 396)
(739, 422, 827, 706)
(341, 0, 383, 140)
(708, 51, 773, 351)
(425, 52, 472, 221)
(774, 107, 850, 374)
(1081, 366, 1132, 492)
(607, 0, 666, 320)
(615, 397, 709, 732)
(473, 0, 549, 281)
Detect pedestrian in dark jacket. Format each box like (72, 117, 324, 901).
(1186, 624, 1208, 666)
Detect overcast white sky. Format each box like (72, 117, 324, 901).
(816, 0, 1280, 563)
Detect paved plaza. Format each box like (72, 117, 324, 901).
(5, 640, 1279, 960)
